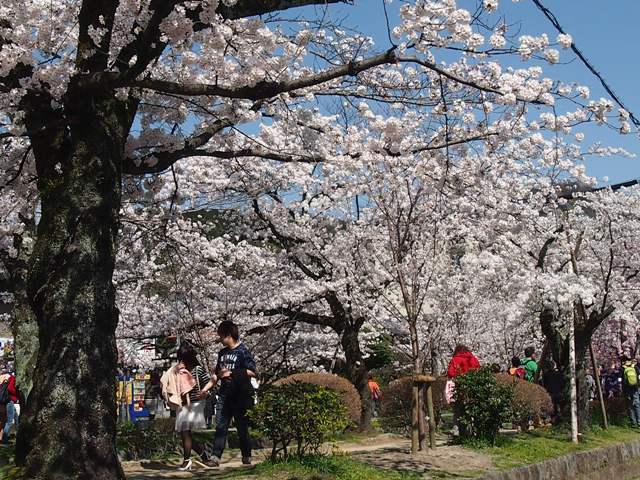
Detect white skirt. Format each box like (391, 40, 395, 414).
(175, 400, 206, 432)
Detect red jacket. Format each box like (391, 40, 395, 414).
(0, 375, 18, 403)
(8, 375, 18, 403)
(447, 351, 480, 378)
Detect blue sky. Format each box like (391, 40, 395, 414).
(320, 0, 640, 185)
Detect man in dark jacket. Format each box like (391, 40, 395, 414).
(541, 361, 564, 423)
(205, 321, 257, 467)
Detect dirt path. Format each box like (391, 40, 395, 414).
(122, 433, 492, 480)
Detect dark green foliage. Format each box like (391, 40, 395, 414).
(590, 397, 631, 427)
(453, 367, 514, 444)
(365, 334, 396, 371)
(116, 419, 180, 460)
(249, 382, 351, 460)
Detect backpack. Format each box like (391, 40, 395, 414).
(623, 363, 638, 387)
(0, 381, 10, 405)
(514, 367, 526, 380)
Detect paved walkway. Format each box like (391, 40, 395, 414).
(122, 433, 492, 479)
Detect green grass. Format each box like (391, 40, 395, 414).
(327, 429, 385, 444)
(0, 445, 23, 480)
(216, 455, 421, 480)
(467, 425, 640, 470)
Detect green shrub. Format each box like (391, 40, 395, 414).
(249, 382, 351, 460)
(116, 419, 180, 460)
(453, 367, 514, 444)
(275, 372, 362, 424)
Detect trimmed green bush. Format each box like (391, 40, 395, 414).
(275, 372, 362, 424)
(249, 382, 351, 460)
(453, 367, 514, 444)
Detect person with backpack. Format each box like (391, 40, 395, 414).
(0, 370, 19, 445)
(170, 343, 216, 471)
(520, 347, 538, 382)
(203, 321, 257, 468)
(620, 355, 640, 427)
(508, 356, 525, 380)
(0, 368, 10, 444)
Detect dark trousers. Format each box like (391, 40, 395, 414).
(211, 394, 251, 459)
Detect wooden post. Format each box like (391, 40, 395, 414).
(413, 375, 437, 452)
(411, 383, 419, 454)
(590, 342, 608, 429)
(426, 382, 436, 449)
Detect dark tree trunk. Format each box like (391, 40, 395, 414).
(15, 87, 132, 479)
(11, 282, 38, 403)
(1, 225, 39, 401)
(541, 308, 608, 432)
(341, 322, 373, 430)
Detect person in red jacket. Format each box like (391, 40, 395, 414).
(447, 345, 481, 378)
(0, 371, 19, 445)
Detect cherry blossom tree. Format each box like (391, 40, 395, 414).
(1, 0, 638, 476)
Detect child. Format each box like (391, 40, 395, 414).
(205, 321, 257, 467)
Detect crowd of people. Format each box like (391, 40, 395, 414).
(443, 344, 640, 428)
(160, 320, 257, 471)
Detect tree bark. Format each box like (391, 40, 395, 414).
(341, 322, 373, 430)
(1, 227, 39, 401)
(16, 87, 132, 479)
(12, 290, 38, 402)
(408, 320, 426, 453)
(540, 308, 601, 432)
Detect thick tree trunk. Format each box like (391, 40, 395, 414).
(408, 321, 426, 453)
(541, 308, 595, 432)
(16, 89, 129, 479)
(341, 324, 373, 430)
(2, 228, 39, 401)
(12, 294, 38, 402)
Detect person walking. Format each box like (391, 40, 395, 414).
(541, 361, 564, 424)
(204, 321, 257, 468)
(520, 347, 538, 382)
(1, 369, 19, 445)
(173, 343, 215, 471)
(508, 356, 525, 379)
(447, 345, 480, 437)
(603, 364, 621, 398)
(621, 355, 640, 427)
(447, 345, 480, 379)
(367, 375, 382, 416)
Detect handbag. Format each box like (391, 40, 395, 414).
(444, 380, 455, 405)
